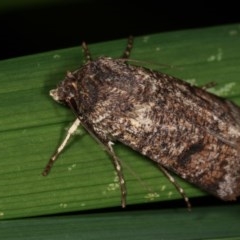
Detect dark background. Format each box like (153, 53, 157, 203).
(1, 0, 240, 60)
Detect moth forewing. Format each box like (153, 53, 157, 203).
(43, 37, 240, 209)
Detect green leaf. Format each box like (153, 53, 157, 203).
(1, 205, 240, 239)
(1, 24, 240, 220)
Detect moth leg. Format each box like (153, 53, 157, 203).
(106, 141, 127, 208)
(91, 139, 127, 208)
(42, 118, 81, 176)
(158, 164, 191, 210)
(121, 36, 134, 59)
(82, 42, 92, 63)
(71, 120, 127, 208)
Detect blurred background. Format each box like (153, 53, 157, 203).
(1, 0, 240, 60)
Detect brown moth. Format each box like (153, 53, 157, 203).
(43, 37, 240, 208)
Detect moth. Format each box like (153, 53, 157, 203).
(43, 37, 240, 208)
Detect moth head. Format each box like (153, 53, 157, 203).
(50, 71, 79, 107)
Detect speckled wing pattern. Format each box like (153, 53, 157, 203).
(71, 57, 240, 201)
(43, 37, 240, 208)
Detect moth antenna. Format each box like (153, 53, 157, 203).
(121, 35, 134, 59)
(120, 159, 154, 193)
(42, 118, 81, 176)
(199, 81, 216, 90)
(158, 164, 192, 211)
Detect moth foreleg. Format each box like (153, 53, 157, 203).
(42, 118, 81, 176)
